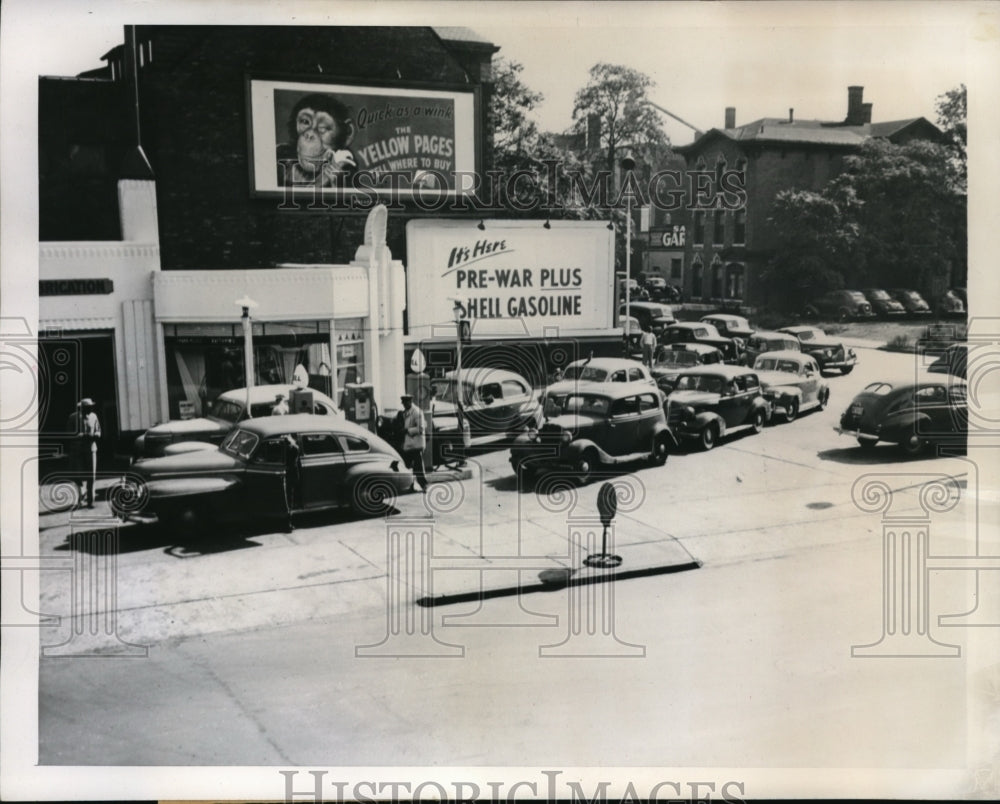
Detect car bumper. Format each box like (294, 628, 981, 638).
(835, 426, 878, 441)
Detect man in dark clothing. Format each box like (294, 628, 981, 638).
(65, 398, 101, 508)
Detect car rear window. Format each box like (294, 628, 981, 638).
(863, 382, 894, 396)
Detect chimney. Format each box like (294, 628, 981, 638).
(862, 102, 873, 124)
(586, 113, 601, 149)
(725, 107, 736, 129)
(847, 85, 864, 125)
(789, 108, 794, 123)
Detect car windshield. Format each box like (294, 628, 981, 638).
(563, 365, 610, 382)
(220, 429, 259, 459)
(561, 394, 612, 416)
(655, 350, 698, 368)
(795, 329, 817, 341)
(754, 357, 781, 371)
(209, 398, 244, 423)
(867, 290, 890, 300)
(675, 374, 724, 394)
(431, 379, 476, 406)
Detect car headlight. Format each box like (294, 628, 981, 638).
(681, 405, 695, 422)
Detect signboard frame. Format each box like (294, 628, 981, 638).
(245, 72, 481, 203)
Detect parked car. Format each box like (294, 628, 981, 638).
(777, 326, 858, 375)
(927, 343, 969, 379)
(133, 384, 341, 458)
(935, 289, 966, 318)
(752, 351, 830, 423)
(620, 301, 676, 335)
(510, 385, 675, 484)
(742, 331, 802, 367)
(664, 365, 771, 450)
(700, 313, 755, 343)
(543, 357, 658, 415)
(120, 414, 412, 529)
(426, 367, 542, 466)
(650, 343, 724, 394)
(861, 288, 907, 318)
(804, 290, 875, 321)
(888, 288, 932, 317)
(659, 322, 742, 364)
(836, 374, 967, 455)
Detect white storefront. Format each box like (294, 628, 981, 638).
(39, 175, 405, 448)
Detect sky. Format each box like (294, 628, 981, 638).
(20, 2, 972, 148)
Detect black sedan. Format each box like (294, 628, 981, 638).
(118, 414, 412, 531)
(836, 375, 967, 455)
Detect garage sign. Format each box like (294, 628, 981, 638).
(405, 219, 615, 340)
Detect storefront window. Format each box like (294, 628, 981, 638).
(164, 320, 331, 419)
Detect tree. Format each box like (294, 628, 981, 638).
(763, 190, 858, 310)
(765, 137, 964, 309)
(571, 63, 670, 177)
(935, 83, 966, 191)
(491, 58, 545, 161)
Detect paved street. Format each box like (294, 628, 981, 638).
(35, 345, 997, 783)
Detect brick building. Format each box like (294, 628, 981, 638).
(673, 86, 945, 309)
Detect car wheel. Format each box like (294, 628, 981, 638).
(783, 398, 799, 424)
(751, 408, 766, 433)
(649, 432, 669, 466)
(899, 431, 927, 457)
(699, 424, 718, 451)
(511, 458, 537, 483)
(841, 365, 854, 376)
(857, 438, 877, 451)
(351, 477, 394, 517)
(574, 449, 597, 485)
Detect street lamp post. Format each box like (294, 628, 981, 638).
(234, 295, 258, 413)
(451, 299, 470, 461)
(621, 155, 636, 351)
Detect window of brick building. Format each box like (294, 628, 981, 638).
(693, 212, 704, 244)
(734, 209, 746, 244)
(713, 212, 725, 245)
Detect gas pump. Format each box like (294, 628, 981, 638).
(341, 382, 378, 431)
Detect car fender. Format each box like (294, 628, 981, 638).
(881, 411, 934, 442)
(565, 438, 612, 463)
(771, 386, 802, 407)
(693, 411, 726, 435)
(653, 422, 679, 448)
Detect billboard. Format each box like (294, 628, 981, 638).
(247, 76, 479, 198)
(405, 220, 615, 340)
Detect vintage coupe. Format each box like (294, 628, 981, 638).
(777, 325, 858, 375)
(120, 414, 412, 530)
(700, 313, 755, 343)
(542, 357, 658, 416)
(510, 384, 674, 484)
(620, 301, 676, 334)
(424, 366, 542, 465)
(742, 331, 802, 368)
(804, 290, 875, 322)
(752, 351, 830, 423)
(836, 375, 968, 455)
(650, 343, 724, 394)
(664, 365, 771, 450)
(133, 384, 341, 458)
(888, 288, 933, 317)
(659, 322, 742, 364)
(861, 288, 907, 318)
